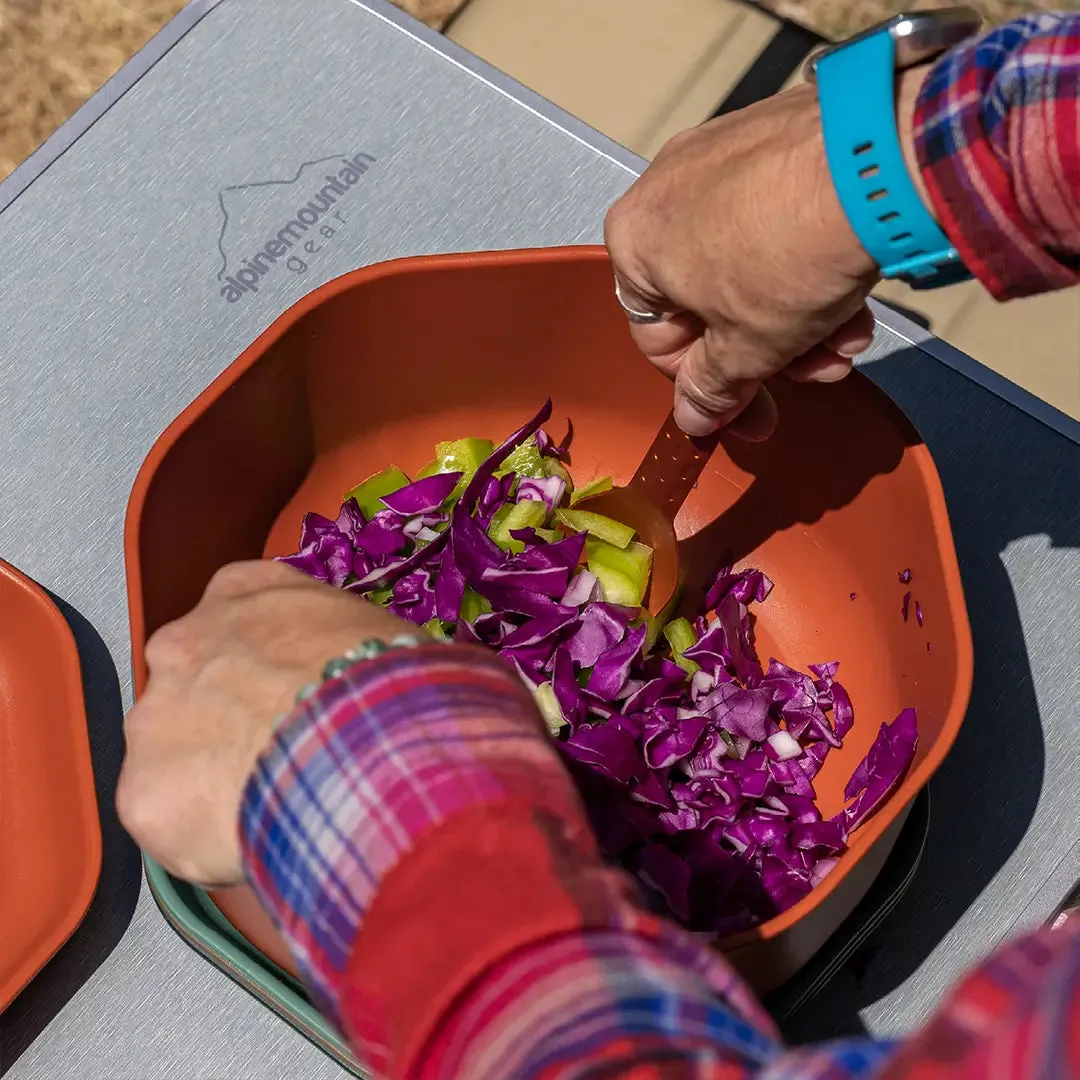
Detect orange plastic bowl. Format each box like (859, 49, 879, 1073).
(125, 247, 972, 993)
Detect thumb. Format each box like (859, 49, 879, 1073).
(672, 335, 767, 437)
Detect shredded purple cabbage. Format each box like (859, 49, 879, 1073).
(281, 401, 919, 935)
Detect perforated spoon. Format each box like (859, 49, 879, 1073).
(572, 411, 722, 615)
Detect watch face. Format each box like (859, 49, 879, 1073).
(804, 6, 982, 79)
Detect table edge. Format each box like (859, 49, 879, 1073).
(1, 0, 1076, 448)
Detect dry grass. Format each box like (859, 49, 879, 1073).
(1, 0, 1077, 181)
(0, 0, 460, 180)
(763, 0, 1080, 40)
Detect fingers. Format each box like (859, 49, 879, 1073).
(786, 304, 875, 383)
(827, 303, 876, 356)
(724, 384, 778, 442)
(204, 559, 311, 601)
(626, 311, 703, 377)
(670, 328, 775, 437)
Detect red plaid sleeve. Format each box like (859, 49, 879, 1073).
(238, 644, 1080, 1080)
(915, 13, 1080, 299)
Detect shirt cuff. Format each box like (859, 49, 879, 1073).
(341, 799, 779, 1077)
(914, 14, 1080, 300)
(237, 643, 584, 1028)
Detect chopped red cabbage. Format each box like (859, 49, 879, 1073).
(282, 403, 920, 937)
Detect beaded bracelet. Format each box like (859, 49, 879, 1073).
(276, 631, 453, 728)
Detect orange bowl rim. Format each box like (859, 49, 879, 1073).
(123, 245, 974, 946)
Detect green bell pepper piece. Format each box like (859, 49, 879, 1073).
(542, 458, 575, 497)
(495, 437, 546, 479)
(591, 563, 643, 608)
(488, 499, 548, 553)
(534, 682, 567, 736)
(422, 618, 452, 641)
(642, 612, 663, 654)
(569, 475, 613, 505)
(554, 508, 635, 549)
(663, 616, 700, 675)
(434, 437, 494, 476)
(344, 466, 410, 518)
(585, 536, 653, 609)
(459, 587, 492, 624)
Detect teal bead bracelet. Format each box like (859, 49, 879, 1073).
(275, 631, 453, 729)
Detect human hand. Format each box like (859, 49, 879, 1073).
(605, 67, 931, 439)
(117, 560, 414, 887)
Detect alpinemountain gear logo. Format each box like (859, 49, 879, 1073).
(215, 152, 376, 303)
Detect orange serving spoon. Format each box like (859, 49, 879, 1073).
(572, 411, 722, 615)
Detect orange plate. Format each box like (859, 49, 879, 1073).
(0, 560, 101, 1011)
(125, 247, 973, 993)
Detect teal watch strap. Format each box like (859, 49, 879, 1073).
(816, 32, 970, 287)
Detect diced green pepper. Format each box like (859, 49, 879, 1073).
(543, 458, 575, 496)
(554, 508, 635, 549)
(642, 612, 663, 654)
(663, 617, 700, 675)
(534, 682, 567, 736)
(434, 438, 494, 476)
(534, 527, 563, 544)
(495, 437, 546, 479)
(344, 466, 410, 518)
(367, 585, 393, 606)
(586, 535, 653, 604)
(591, 563, 643, 607)
(459, 586, 492, 623)
(413, 459, 440, 480)
(569, 475, 613, 505)
(488, 499, 548, 553)
(422, 618, 452, 641)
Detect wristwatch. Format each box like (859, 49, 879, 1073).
(804, 8, 982, 289)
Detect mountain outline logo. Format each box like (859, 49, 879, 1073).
(214, 151, 376, 303)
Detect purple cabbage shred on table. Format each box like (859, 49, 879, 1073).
(280, 401, 919, 935)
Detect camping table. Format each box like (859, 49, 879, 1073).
(1, 0, 1076, 1075)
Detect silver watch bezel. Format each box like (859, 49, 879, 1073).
(803, 7, 983, 81)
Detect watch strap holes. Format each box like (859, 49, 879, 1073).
(858, 164, 881, 179)
(853, 141, 874, 155)
(878, 210, 900, 223)
(868, 188, 889, 202)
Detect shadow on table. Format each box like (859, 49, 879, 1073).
(2, 344, 1073, 1061)
(778, 344, 1078, 1042)
(1, 596, 141, 1075)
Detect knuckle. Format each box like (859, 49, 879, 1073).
(680, 352, 738, 410)
(653, 126, 694, 161)
(205, 559, 307, 601)
(144, 617, 198, 671)
(115, 766, 157, 847)
(603, 198, 629, 256)
(677, 365, 745, 421)
(204, 561, 263, 598)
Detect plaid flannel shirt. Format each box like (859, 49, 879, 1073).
(240, 16, 1080, 1079)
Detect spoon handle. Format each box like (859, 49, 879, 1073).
(627, 411, 723, 523)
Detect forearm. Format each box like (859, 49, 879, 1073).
(237, 645, 777, 1077)
(237, 645, 1080, 1080)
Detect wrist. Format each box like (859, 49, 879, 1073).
(238, 645, 575, 1026)
(792, 84, 880, 283)
(896, 61, 936, 222)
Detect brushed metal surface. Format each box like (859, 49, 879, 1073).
(0, 0, 1076, 1075)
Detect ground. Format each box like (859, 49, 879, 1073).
(1, 0, 1076, 180)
